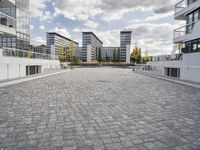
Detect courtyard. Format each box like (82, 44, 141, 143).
(0, 68, 200, 150)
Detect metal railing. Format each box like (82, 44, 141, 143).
(0, 11, 16, 29)
(175, 0, 200, 13)
(174, 21, 199, 38)
(1, 47, 58, 60)
(175, 0, 187, 13)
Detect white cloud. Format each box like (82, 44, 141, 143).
(52, 0, 175, 21)
(50, 27, 72, 39)
(73, 28, 81, 33)
(39, 25, 45, 30)
(30, 0, 52, 21)
(31, 36, 46, 46)
(30, 25, 34, 30)
(84, 20, 99, 29)
(125, 23, 181, 55)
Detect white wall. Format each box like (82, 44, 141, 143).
(87, 45, 92, 62)
(147, 52, 200, 83)
(126, 45, 131, 63)
(0, 49, 60, 81)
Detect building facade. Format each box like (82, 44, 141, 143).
(46, 32, 79, 59)
(0, 0, 30, 50)
(32, 45, 48, 54)
(147, 0, 200, 83)
(82, 32, 103, 62)
(101, 47, 120, 61)
(120, 31, 132, 63)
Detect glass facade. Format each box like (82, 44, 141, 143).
(82, 32, 103, 61)
(184, 38, 200, 53)
(0, 0, 30, 50)
(186, 9, 200, 34)
(120, 31, 132, 62)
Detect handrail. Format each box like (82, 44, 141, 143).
(174, 20, 200, 38)
(175, 0, 186, 13)
(1, 47, 59, 60)
(0, 11, 16, 20)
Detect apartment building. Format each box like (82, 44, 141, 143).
(120, 31, 132, 63)
(46, 32, 79, 59)
(147, 0, 200, 83)
(0, 0, 30, 50)
(82, 32, 103, 62)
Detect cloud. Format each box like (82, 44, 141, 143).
(84, 20, 99, 29)
(30, 25, 34, 30)
(30, 0, 52, 21)
(125, 23, 180, 55)
(39, 25, 45, 30)
(50, 27, 71, 39)
(52, 0, 175, 21)
(31, 36, 46, 46)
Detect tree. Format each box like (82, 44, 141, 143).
(59, 46, 65, 63)
(66, 40, 76, 61)
(131, 44, 142, 64)
(28, 48, 32, 58)
(97, 47, 102, 62)
(71, 56, 80, 64)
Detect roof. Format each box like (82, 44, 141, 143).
(47, 32, 79, 45)
(82, 32, 103, 44)
(120, 31, 132, 34)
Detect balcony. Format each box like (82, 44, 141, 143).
(175, 0, 200, 20)
(0, 12, 16, 35)
(173, 20, 200, 43)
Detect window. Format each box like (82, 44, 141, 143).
(192, 40, 198, 52)
(188, 42, 192, 53)
(194, 10, 199, 22)
(187, 13, 193, 24)
(198, 39, 200, 52)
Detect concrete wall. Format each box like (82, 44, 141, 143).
(147, 52, 200, 83)
(0, 49, 60, 81)
(126, 45, 131, 64)
(87, 45, 92, 62)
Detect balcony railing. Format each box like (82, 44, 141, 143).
(175, 0, 187, 13)
(174, 21, 199, 38)
(0, 12, 16, 29)
(175, 0, 200, 13)
(1, 47, 58, 60)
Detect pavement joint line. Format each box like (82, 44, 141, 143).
(0, 70, 70, 88)
(135, 70, 200, 89)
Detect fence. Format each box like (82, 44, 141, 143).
(1, 47, 59, 60)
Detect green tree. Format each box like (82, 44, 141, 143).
(59, 46, 65, 63)
(131, 44, 142, 64)
(97, 47, 102, 62)
(71, 56, 80, 64)
(144, 50, 149, 62)
(66, 40, 76, 61)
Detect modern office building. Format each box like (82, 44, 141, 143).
(147, 0, 200, 83)
(0, 0, 30, 50)
(46, 32, 79, 59)
(120, 31, 132, 63)
(0, 0, 60, 82)
(32, 45, 48, 54)
(82, 32, 103, 62)
(101, 47, 120, 61)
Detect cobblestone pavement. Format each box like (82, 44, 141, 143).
(0, 68, 200, 150)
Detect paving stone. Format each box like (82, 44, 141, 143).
(0, 68, 200, 149)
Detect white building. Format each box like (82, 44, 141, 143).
(0, 0, 60, 82)
(147, 0, 200, 83)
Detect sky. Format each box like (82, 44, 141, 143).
(30, 0, 183, 56)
